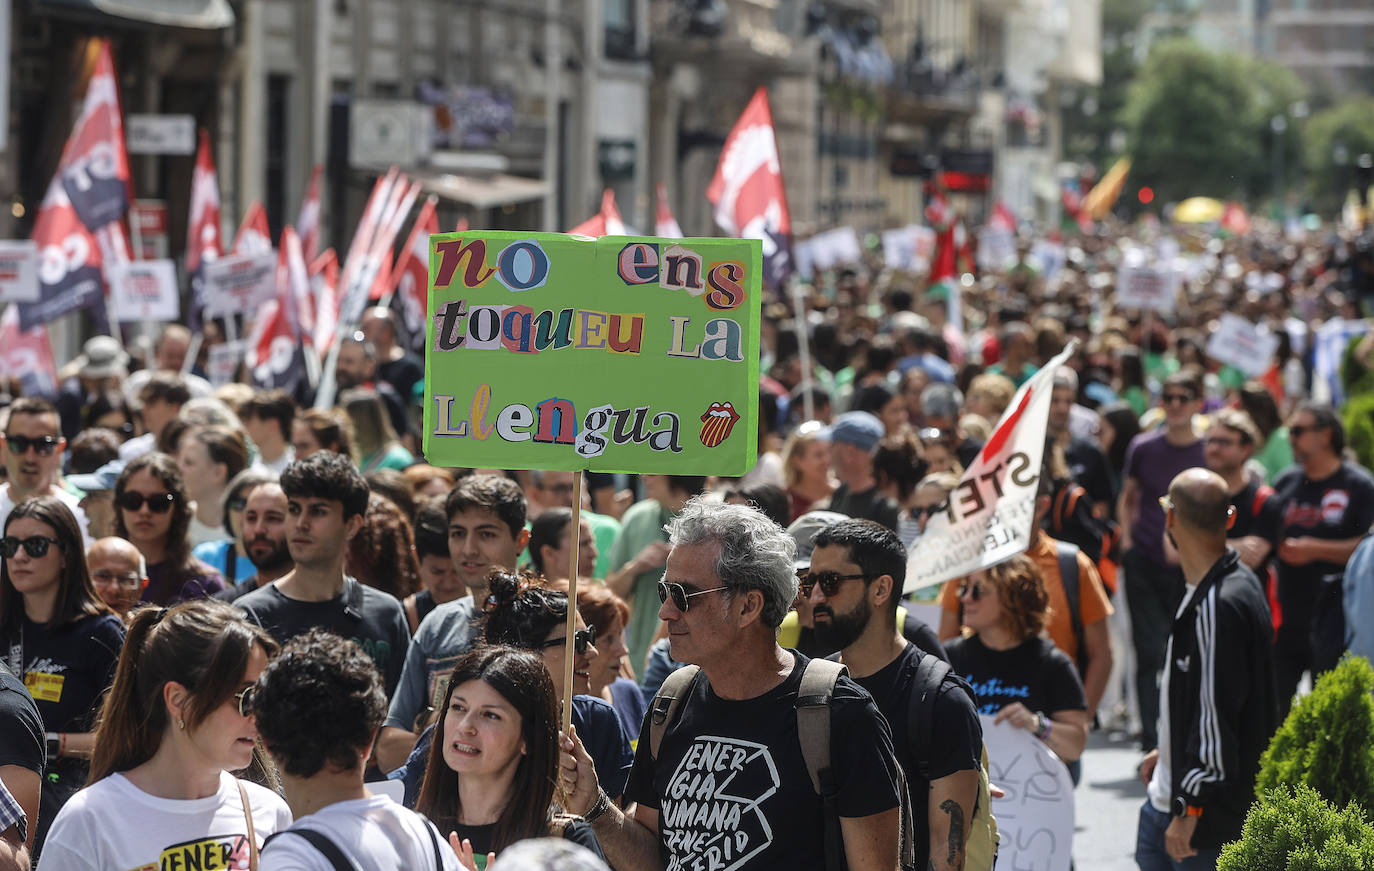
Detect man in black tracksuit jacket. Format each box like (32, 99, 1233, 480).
(1137, 469, 1278, 871)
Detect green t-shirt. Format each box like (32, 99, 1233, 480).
(1255, 427, 1294, 483)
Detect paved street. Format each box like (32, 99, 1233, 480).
(1073, 729, 1149, 870)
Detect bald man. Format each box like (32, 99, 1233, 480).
(1136, 469, 1277, 871)
(87, 537, 148, 622)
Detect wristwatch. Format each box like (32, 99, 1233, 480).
(45, 732, 61, 763)
(1172, 796, 1203, 818)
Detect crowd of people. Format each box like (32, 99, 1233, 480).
(0, 224, 1369, 871)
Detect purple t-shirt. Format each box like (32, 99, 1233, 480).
(1123, 429, 1205, 565)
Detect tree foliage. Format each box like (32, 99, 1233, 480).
(1255, 655, 1374, 817)
(1304, 97, 1374, 214)
(1218, 785, 1374, 871)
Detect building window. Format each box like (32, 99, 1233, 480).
(265, 74, 290, 242)
(605, 0, 637, 59)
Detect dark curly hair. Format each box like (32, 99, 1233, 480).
(416, 645, 558, 854)
(282, 450, 370, 519)
(973, 553, 1051, 642)
(252, 629, 387, 778)
(346, 492, 420, 598)
(480, 571, 567, 649)
(446, 474, 526, 539)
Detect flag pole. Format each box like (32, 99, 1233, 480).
(561, 469, 584, 736)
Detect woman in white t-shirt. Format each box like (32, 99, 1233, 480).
(40, 599, 292, 870)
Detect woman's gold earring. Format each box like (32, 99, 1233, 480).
(177, 719, 185, 730)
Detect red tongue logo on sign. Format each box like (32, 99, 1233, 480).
(699, 401, 740, 448)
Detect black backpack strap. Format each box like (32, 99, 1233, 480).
(263, 829, 360, 871)
(1055, 540, 1087, 676)
(648, 665, 700, 761)
(424, 818, 446, 870)
(907, 654, 953, 784)
(795, 658, 846, 871)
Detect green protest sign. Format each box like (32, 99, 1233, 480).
(423, 232, 762, 475)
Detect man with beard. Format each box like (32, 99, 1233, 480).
(217, 479, 294, 603)
(335, 335, 410, 440)
(807, 519, 983, 871)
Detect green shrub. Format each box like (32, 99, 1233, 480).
(1218, 785, 1374, 871)
(1255, 656, 1374, 818)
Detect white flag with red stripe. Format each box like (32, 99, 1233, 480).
(233, 202, 272, 256)
(388, 195, 438, 345)
(296, 165, 323, 262)
(186, 129, 222, 275)
(0, 305, 59, 397)
(905, 343, 1077, 591)
(246, 226, 313, 393)
(654, 183, 683, 238)
(308, 249, 339, 356)
(363, 179, 422, 304)
(568, 189, 626, 237)
(707, 87, 793, 288)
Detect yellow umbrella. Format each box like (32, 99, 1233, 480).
(1174, 197, 1226, 224)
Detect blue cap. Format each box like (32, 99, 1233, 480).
(821, 411, 885, 452)
(67, 460, 125, 494)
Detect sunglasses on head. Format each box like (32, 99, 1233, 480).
(0, 536, 62, 559)
(234, 685, 256, 718)
(957, 581, 987, 601)
(657, 581, 729, 612)
(537, 625, 597, 656)
(4, 435, 59, 456)
(799, 571, 870, 598)
(117, 491, 176, 513)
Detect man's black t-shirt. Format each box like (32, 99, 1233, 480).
(215, 575, 264, 604)
(0, 666, 43, 775)
(377, 354, 424, 406)
(946, 635, 1086, 717)
(829, 485, 900, 532)
(1230, 478, 1280, 542)
(1065, 436, 1115, 507)
(624, 651, 902, 870)
(237, 578, 410, 696)
(852, 643, 982, 865)
(1271, 462, 1374, 632)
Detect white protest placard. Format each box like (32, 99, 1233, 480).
(1206, 313, 1280, 378)
(905, 343, 1075, 592)
(982, 716, 1075, 871)
(203, 251, 277, 317)
(1116, 265, 1177, 313)
(806, 226, 863, 272)
(206, 340, 246, 386)
(882, 224, 936, 272)
(0, 241, 39, 303)
(126, 114, 196, 155)
(110, 259, 179, 322)
(977, 227, 1017, 271)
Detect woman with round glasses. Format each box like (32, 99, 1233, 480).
(0, 496, 124, 857)
(42, 599, 292, 870)
(945, 554, 1089, 773)
(397, 572, 632, 814)
(114, 453, 225, 605)
(416, 645, 607, 868)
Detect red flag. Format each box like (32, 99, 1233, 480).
(337, 169, 400, 323)
(308, 249, 339, 357)
(0, 305, 59, 397)
(926, 192, 958, 282)
(246, 226, 312, 392)
(58, 39, 133, 233)
(707, 87, 793, 287)
(1221, 202, 1251, 236)
(989, 201, 1017, 234)
(18, 177, 104, 330)
(187, 129, 222, 274)
(568, 188, 626, 237)
(456, 217, 470, 233)
(388, 195, 438, 342)
(296, 165, 323, 262)
(655, 183, 684, 238)
(363, 179, 422, 302)
(233, 202, 272, 255)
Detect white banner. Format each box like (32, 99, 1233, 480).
(1206, 313, 1279, 378)
(797, 226, 863, 277)
(0, 241, 39, 303)
(882, 224, 936, 272)
(203, 251, 278, 317)
(110, 259, 179, 322)
(982, 716, 1075, 871)
(1116, 266, 1177, 313)
(905, 344, 1075, 591)
(126, 114, 196, 155)
(977, 227, 1017, 271)
(207, 340, 246, 386)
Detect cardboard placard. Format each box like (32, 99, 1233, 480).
(1116, 266, 1177, 313)
(982, 716, 1075, 871)
(202, 251, 277, 317)
(1206, 313, 1280, 378)
(423, 233, 762, 474)
(110, 259, 179, 322)
(0, 241, 39, 303)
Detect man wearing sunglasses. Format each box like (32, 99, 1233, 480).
(809, 519, 984, 871)
(559, 498, 904, 871)
(1117, 371, 1205, 752)
(0, 398, 90, 546)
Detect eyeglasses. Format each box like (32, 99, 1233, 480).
(117, 491, 176, 513)
(537, 625, 597, 656)
(1159, 495, 1174, 513)
(0, 536, 62, 559)
(910, 502, 948, 522)
(1162, 393, 1195, 405)
(234, 685, 256, 718)
(3, 435, 59, 456)
(658, 581, 729, 612)
(1205, 436, 1240, 448)
(1289, 423, 1326, 438)
(918, 427, 951, 443)
(91, 570, 142, 590)
(957, 581, 987, 601)
(799, 571, 870, 598)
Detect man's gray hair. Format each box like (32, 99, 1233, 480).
(1053, 366, 1079, 393)
(921, 382, 964, 420)
(666, 496, 797, 629)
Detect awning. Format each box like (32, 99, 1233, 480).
(33, 0, 235, 29)
(412, 170, 550, 210)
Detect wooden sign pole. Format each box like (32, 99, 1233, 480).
(560, 469, 585, 735)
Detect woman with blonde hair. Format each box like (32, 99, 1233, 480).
(342, 387, 414, 472)
(292, 407, 355, 462)
(780, 420, 834, 522)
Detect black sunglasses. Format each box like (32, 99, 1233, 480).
(537, 625, 597, 656)
(910, 502, 949, 522)
(1162, 393, 1195, 405)
(799, 571, 870, 598)
(4, 435, 59, 456)
(657, 581, 730, 612)
(957, 581, 987, 601)
(0, 536, 63, 559)
(117, 491, 177, 513)
(234, 685, 256, 718)
(1289, 423, 1327, 438)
